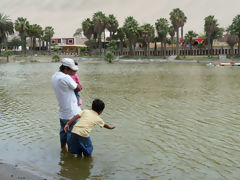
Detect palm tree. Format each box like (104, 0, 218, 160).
(225, 33, 238, 55)
(180, 15, 187, 41)
(82, 18, 94, 40)
(170, 8, 185, 56)
(204, 15, 217, 57)
(155, 18, 169, 57)
(168, 26, 175, 55)
(35, 25, 43, 51)
(43, 26, 54, 51)
(139, 24, 155, 56)
(73, 28, 82, 37)
(0, 13, 14, 51)
(123, 16, 139, 56)
(92, 11, 107, 55)
(106, 14, 119, 41)
(15, 17, 29, 52)
(115, 27, 125, 55)
(185, 30, 198, 53)
(227, 15, 240, 56)
(26, 24, 34, 51)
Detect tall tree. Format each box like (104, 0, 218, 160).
(73, 28, 83, 37)
(15, 17, 29, 52)
(123, 16, 139, 56)
(139, 24, 155, 56)
(155, 18, 169, 56)
(227, 15, 240, 56)
(170, 8, 185, 56)
(106, 14, 119, 41)
(185, 30, 198, 50)
(43, 26, 54, 51)
(204, 15, 217, 57)
(225, 33, 238, 55)
(115, 27, 125, 55)
(92, 11, 107, 55)
(168, 26, 175, 55)
(82, 18, 94, 40)
(0, 13, 14, 51)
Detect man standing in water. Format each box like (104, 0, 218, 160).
(51, 58, 82, 150)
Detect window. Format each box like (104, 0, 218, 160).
(68, 39, 73, 44)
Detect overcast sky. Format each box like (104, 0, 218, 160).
(1, 0, 239, 38)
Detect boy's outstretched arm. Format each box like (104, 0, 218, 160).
(104, 124, 116, 130)
(64, 114, 80, 132)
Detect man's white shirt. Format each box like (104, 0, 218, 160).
(51, 71, 81, 119)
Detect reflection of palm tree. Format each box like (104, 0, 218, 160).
(58, 151, 93, 180)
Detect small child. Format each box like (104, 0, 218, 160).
(70, 61, 83, 106)
(64, 99, 115, 157)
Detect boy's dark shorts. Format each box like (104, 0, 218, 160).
(70, 133, 93, 156)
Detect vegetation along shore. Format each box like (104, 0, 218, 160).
(0, 9, 240, 62)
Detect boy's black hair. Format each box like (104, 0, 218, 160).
(92, 99, 105, 113)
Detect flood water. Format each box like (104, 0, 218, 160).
(0, 61, 240, 180)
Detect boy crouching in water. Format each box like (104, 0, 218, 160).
(64, 99, 115, 157)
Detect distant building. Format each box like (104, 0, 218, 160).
(51, 38, 74, 45)
(51, 36, 87, 55)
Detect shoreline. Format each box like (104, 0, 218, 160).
(0, 162, 44, 180)
(0, 55, 239, 64)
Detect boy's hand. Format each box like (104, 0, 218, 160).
(110, 126, 116, 129)
(64, 124, 69, 132)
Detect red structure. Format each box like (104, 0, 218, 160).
(51, 38, 74, 45)
(180, 38, 204, 47)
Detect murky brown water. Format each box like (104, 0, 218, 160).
(0, 61, 240, 180)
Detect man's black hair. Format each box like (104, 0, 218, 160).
(92, 99, 105, 113)
(59, 65, 71, 72)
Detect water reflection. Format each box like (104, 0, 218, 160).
(58, 151, 93, 180)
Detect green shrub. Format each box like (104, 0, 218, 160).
(104, 52, 116, 63)
(52, 54, 60, 62)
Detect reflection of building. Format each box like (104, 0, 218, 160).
(51, 36, 87, 55)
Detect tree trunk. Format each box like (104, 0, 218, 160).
(39, 39, 42, 51)
(176, 28, 179, 56)
(129, 40, 133, 56)
(207, 36, 211, 57)
(161, 41, 163, 56)
(238, 37, 240, 57)
(98, 33, 102, 55)
(120, 40, 123, 55)
(104, 30, 106, 55)
(154, 41, 157, 56)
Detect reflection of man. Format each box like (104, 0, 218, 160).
(51, 58, 82, 150)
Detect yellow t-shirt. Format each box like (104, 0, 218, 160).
(72, 109, 104, 137)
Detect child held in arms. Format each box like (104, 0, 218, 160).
(70, 61, 83, 106)
(64, 99, 115, 157)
